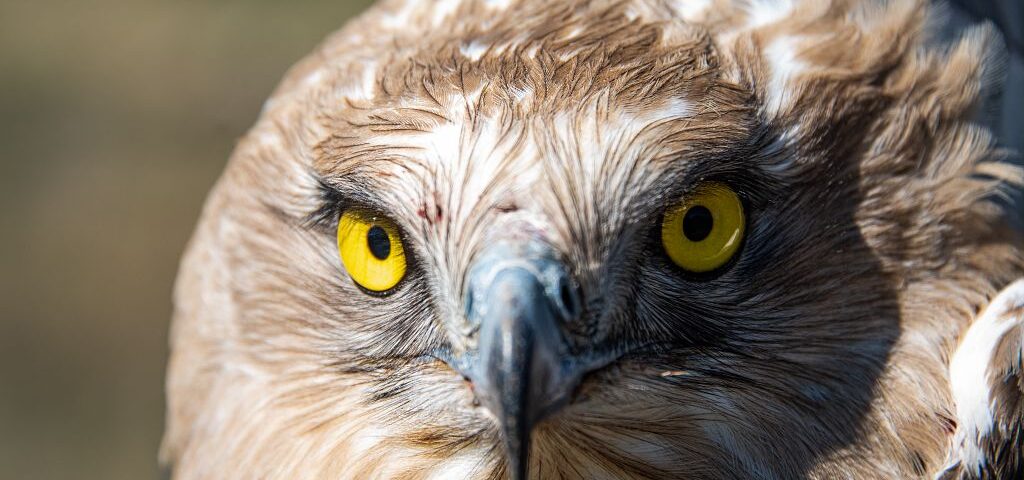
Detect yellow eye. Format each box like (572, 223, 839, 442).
(661, 182, 745, 273)
(337, 210, 406, 292)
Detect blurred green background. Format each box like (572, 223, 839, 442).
(0, 1, 373, 478)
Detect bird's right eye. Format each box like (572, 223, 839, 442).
(337, 210, 407, 293)
(660, 181, 745, 273)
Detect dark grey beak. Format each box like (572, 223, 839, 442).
(463, 243, 582, 480)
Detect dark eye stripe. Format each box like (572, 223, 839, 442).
(367, 225, 391, 260)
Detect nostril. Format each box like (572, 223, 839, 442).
(558, 278, 581, 321)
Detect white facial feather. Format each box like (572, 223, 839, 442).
(433, 0, 464, 27)
(460, 40, 490, 61)
(743, 0, 794, 29)
(763, 35, 807, 117)
(947, 279, 1024, 472)
(669, 0, 713, 23)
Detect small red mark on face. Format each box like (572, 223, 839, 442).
(417, 203, 444, 223)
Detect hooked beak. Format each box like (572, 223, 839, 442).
(462, 243, 582, 480)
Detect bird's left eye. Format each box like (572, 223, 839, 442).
(661, 181, 745, 273)
(337, 210, 407, 293)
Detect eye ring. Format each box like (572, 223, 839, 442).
(661, 181, 746, 274)
(337, 210, 407, 293)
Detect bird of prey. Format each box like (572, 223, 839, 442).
(161, 0, 1024, 478)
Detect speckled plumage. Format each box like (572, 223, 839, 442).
(162, 1, 1023, 478)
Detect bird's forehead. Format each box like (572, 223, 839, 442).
(320, 93, 741, 251)
(307, 3, 755, 251)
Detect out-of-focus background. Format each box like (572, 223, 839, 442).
(0, 1, 372, 478)
(0, 1, 1019, 479)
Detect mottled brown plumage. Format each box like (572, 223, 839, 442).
(162, 0, 1023, 478)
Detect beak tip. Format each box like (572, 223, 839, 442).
(465, 245, 582, 480)
(505, 440, 529, 480)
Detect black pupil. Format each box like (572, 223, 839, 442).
(682, 205, 714, 242)
(366, 225, 391, 260)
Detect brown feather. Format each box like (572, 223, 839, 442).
(163, 1, 1023, 478)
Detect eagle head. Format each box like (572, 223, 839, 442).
(162, 0, 1023, 478)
